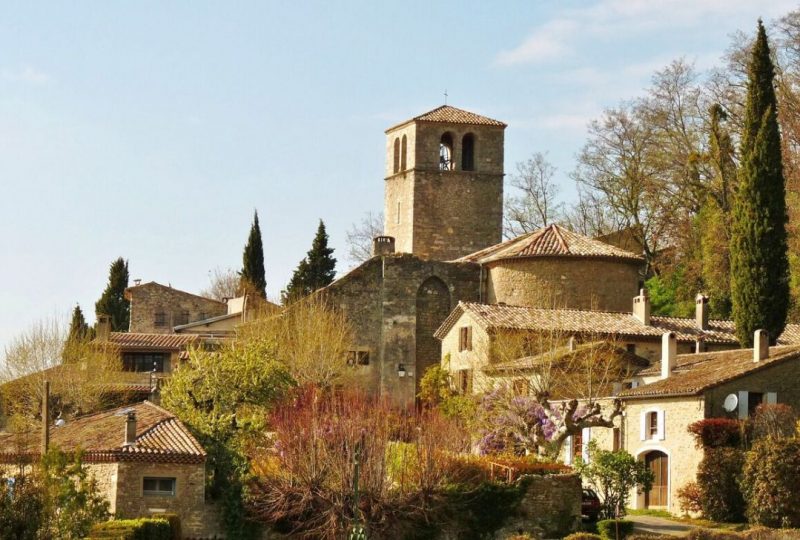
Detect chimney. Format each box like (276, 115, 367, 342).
(633, 289, 651, 325)
(695, 293, 709, 330)
(661, 332, 677, 379)
(695, 337, 706, 354)
(41, 380, 50, 455)
(124, 411, 137, 446)
(754, 329, 769, 362)
(96, 314, 112, 341)
(372, 235, 395, 257)
(568, 336, 576, 351)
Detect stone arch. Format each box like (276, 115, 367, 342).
(634, 448, 670, 510)
(393, 137, 400, 174)
(401, 134, 408, 171)
(461, 133, 475, 171)
(415, 276, 451, 387)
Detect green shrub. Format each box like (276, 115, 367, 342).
(696, 447, 745, 522)
(676, 481, 702, 515)
(741, 527, 800, 539)
(741, 437, 800, 528)
(626, 535, 671, 540)
(563, 534, 602, 540)
(596, 519, 635, 540)
(88, 517, 173, 540)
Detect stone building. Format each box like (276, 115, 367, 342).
(125, 282, 227, 334)
(0, 401, 219, 537)
(383, 105, 506, 261)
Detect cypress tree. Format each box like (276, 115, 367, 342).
(284, 220, 337, 301)
(730, 20, 789, 346)
(95, 257, 131, 331)
(240, 210, 267, 298)
(67, 304, 93, 342)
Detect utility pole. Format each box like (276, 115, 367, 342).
(41, 380, 50, 455)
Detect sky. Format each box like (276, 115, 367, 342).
(0, 0, 795, 352)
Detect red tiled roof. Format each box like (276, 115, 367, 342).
(457, 224, 644, 264)
(434, 302, 800, 347)
(619, 346, 800, 399)
(387, 105, 506, 131)
(0, 401, 205, 464)
(107, 332, 198, 350)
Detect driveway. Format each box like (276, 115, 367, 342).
(626, 514, 694, 537)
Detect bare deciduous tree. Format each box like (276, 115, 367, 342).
(345, 211, 384, 265)
(504, 153, 563, 238)
(200, 267, 241, 301)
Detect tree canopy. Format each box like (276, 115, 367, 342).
(241, 211, 267, 298)
(94, 257, 129, 332)
(284, 220, 337, 301)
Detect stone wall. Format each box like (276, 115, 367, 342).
(127, 283, 226, 334)
(324, 254, 481, 406)
(486, 257, 642, 312)
(493, 473, 582, 539)
(114, 461, 216, 538)
(623, 397, 705, 515)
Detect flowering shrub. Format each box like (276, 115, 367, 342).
(676, 481, 702, 515)
(687, 418, 745, 448)
(476, 388, 561, 455)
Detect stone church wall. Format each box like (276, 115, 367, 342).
(486, 257, 641, 312)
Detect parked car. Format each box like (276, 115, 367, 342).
(581, 488, 601, 521)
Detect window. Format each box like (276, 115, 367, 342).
(154, 311, 167, 327)
(512, 378, 529, 396)
(748, 392, 764, 417)
(123, 353, 166, 373)
(143, 477, 176, 497)
(393, 137, 400, 174)
(439, 132, 454, 171)
(396, 202, 401, 224)
(175, 310, 189, 326)
(347, 350, 370, 366)
(458, 327, 472, 352)
(648, 411, 658, 439)
(626, 343, 636, 354)
(461, 133, 475, 171)
(400, 135, 408, 171)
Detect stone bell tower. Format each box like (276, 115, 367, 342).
(383, 105, 506, 261)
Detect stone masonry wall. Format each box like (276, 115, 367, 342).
(623, 397, 705, 515)
(324, 254, 481, 407)
(486, 257, 641, 312)
(127, 283, 226, 334)
(114, 461, 215, 538)
(705, 354, 800, 416)
(493, 473, 582, 539)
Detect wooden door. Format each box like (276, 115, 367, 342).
(644, 451, 668, 508)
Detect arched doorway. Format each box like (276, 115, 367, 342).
(415, 276, 451, 390)
(644, 450, 669, 508)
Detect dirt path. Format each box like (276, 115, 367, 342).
(626, 514, 694, 537)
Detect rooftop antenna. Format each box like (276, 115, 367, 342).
(444, 89, 448, 105)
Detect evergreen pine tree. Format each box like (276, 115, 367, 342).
(240, 210, 267, 298)
(284, 220, 337, 301)
(94, 258, 130, 332)
(730, 20, 789, 346)
(67, 304, 93, 342)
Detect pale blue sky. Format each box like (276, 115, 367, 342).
(0, 0, 793, 350)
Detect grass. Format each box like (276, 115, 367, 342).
(625, 508, 747, 532)
(626, 508, 673, 519)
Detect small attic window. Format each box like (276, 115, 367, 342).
(439, 132, 454, 171)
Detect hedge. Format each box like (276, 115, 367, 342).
(696, 447, 745, 522)
(86, 516, 176, 540)
(741, 437, 800, 528)
(564, 534, 602, 540)
(597, 519, 635, 540)
(687, 418, 745, 449)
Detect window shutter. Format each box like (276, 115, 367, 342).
(582, 428, 591, 461)
(639, 411, 646, 441)
(738, 391, 749, 420)
(766, 392, 777, 405)
(565, 436, 573, 465)
(467, 327, 473, 351)
(657, 410, 666, 441)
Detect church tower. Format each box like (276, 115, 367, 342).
(383, 105, 506, 261)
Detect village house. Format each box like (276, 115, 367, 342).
(0, 401, 219, 538)
(609, 332, 800, 514)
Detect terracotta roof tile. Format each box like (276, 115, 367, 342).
(106, 332, 198, 350)
(0, 401, 205, 464)
(434, 302, 800, 347)
(619, 346, 800, 399)
(457, 225, 643, 264)
(387, 105, 506, 131)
